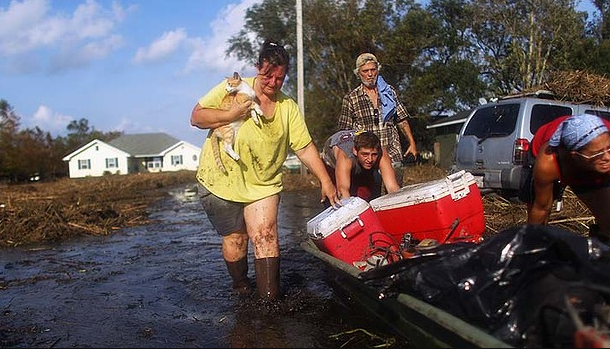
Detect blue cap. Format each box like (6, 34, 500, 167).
(548, 114, 608, 150)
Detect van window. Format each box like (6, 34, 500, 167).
(529, 105, 572, 134)
(462, 103, 519, 138)
(585, 109, 610, 122)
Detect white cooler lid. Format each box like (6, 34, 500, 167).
(307, 196, 371, 239)
(369, 170, 475, 211)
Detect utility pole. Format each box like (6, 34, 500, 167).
(296, 0, 307, 176)
(296, 0, 304, 113)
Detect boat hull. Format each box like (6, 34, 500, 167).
(300, 239, 513, 348)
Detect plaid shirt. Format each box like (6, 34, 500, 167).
(337, 83, 410, 164)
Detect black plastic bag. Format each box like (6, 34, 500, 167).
(361, 224, 610, 347)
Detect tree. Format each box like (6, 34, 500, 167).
(63, 118, 121, 155)
(227, 0, 437, 147)
(0, 100, 123, 182)
(469, 0, 584, 94)
(226, 0, 598, 150)
(406, 0, 487, 116)
(0, 100, 21, 181)
(0, 99, 19, 132)
(592, 0, 610, 40)
(11, 127, 55, 181)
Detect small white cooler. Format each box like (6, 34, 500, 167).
(306, 197, 396, 265)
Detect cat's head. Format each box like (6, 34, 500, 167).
(225, 71, 242, 93)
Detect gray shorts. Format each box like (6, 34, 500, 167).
(197, 183, 246, 236)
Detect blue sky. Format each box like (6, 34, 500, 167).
(0, 0, 262, 148)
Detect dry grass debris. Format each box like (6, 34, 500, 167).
(482, 188, 592, 238)
(522, 70, 610, 107)
(0, 166, 595, 248)
(0, 171, 197, 247)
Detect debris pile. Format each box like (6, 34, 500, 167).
(545, 70, 610, 106)
(482, 188, 593, 238)
(0, 167, 594, 248)
(0, 171, 196, 247)
(523, 70, 610, 107)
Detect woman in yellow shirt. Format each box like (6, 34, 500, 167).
(190, 40, 338, 300)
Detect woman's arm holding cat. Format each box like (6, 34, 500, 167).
(190, 99, 253, 130)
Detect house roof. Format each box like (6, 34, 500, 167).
(62, 139, 131, 161)
(426, 109, 474, 129)
(109, 133, 181, 156)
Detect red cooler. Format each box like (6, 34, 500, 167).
(306, 197, 396, 265)
(369, 170, 485, 244)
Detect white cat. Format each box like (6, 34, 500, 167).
(210, 72, 263, 173)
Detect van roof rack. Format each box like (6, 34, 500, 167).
(499, 89, 556, 100)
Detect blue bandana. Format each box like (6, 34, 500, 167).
(377, 75, 396, 124)
(548, 114, 608, 151)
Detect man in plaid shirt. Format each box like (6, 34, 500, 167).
(337, 52, 417, 189)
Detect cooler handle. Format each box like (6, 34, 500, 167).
(339, 217, 364, 239)
(446, 170, 470, 201)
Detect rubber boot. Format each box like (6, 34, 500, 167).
(225, 257, 251, 296)
(254, 257, 280, 300)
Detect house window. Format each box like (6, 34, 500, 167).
(146, 158, 162, 169)
(171, 155, 183, 166)
(78, 159, 91, 170)
(105, 157, 118, 168)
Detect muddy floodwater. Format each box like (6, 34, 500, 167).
(1, 185, 408, 348)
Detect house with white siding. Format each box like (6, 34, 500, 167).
(62, 133, 201, 178)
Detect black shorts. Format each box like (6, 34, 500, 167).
(518, 150, 565, 203)
(518, 167, 565, 203)
(197, 183, 246, 236)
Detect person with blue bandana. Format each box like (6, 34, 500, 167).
(520, 114, 610, 239)
(337, 53, 417, 191)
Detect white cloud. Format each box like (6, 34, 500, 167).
(132, 28, 187, 64)
(183, 0, 261, 75)
(0, 0, 129, 72)
(114, 118, 137, 133)
(0, 0, 54, 54)
(129, 0, 261, 76)
(50, 34, 124, 72)
(80, 34, 124, 60)
(26, 105, 74, 135)
(113, 117, 168, 136)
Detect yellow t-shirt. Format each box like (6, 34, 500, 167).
(195, 77, 312, 203)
